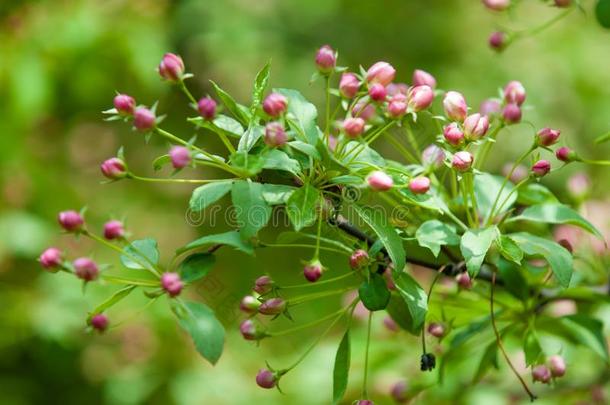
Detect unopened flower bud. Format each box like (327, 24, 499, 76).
(480, 99, 502, 116)
(548, 355, 566, 377)
(567, 173, 590, 198)
(349, 249, 369, 270)
(409, 176, 431, 194)
(443, 91, 468, 122)
(39, 247, 63, 270)
(489, 31, 507, 51)
(504, 81, 526, 106)
(366, 61, 396, 86)
(240, 319, 266, 341)
(343, 117, 366, 138)
(259, 298, 286, 315)
(368, 83, 387, 102)
(240, 295, 261, 314)
(253, 275, 274, 295)
(463, 113, 489, 141)
(263, 93, 288, 117)
(452, 151, 474, 171)
(339, 73, 360, 98)
(161, 272, 183, 297)
(443, 123, 464, 146)
(412, 69, 436, 89)
(256, 368, 277, 389)
(90, 313, 109, 332)
(387, 94, 407, 118)
(557, 238, 573, 253)
(502, 163, 528, 183)
(483, 0, 511, 11)
(315, 45, 336, 74)
(100, 157, 127, 180)
(133, 107, 156, 132)
(390, 381, 409, 403)
(103, 220, 125, 240)
(554, 0, 571, 7)
(408, 85, 434, 112)
(536, 127, 561, 146)
(356, 400, 375, 405)
(113, 94, 136, 115)
(427, 322, 445, 338)
(502, 103, 522, 124)
(386, 83, 409, 97)
(531, 160, 551, 177)
(169, 146, 192, 169)
(456, 272, 472, 289)
(158, 53, 185, 81)
(352, 101, 376, 121)
(367, 171, 393, 191)
(197, 97, 217, 120)
(264, 122, 288, 147)
(532, 365, 551, 384)
(422, 144, 446, 170)
(383, 316, 399, 332)
(556, 146, 578, 162)
(303, 260, 324, 282)
(58, 210, 84, 232)
(73, 257, 99, 282)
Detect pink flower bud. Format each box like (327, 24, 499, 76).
(240, 295, 261, 314)
(532, 365, 551, 384)
(367, 171, 394, 191)
(390, 381, 409, 403)
(39, 247, 63, 270)
(427, 322, 445, 338)
(532, 160, 551, 177)
(197, 97, 217, 120)
(263, 93, 288, 117)
(409, 176, 431, 194)
(452, 151, 474, 171)
(133, 107, 156, 132)
(100, 157, 127, 180)
(158, 53, 185, 81)
(548, 355, 566, 377)
(90, 313, 109, 332)
(480, 99, 502, 116)
(488, 31, 507, 51)
(386, 83, 409, 97)
(352, 101, 376, 121)
(303, 260, 324, 282)
(349, 249, 369, 269)
(258, 298, 286, 315)
(315, 45, 336, 74)
(443, 123, 464, 146)
(368, 83, 387, 102)
(103, 220, 125, 240)
(366, 61, 396, 86)
(536, 127, 561, 146)
(443, 91, 468, 122)
(558, 238, 573, 253)
(169, 146, 192, 169)
(502, 163, 528, 183)
(254, 275, 274, 295)
(328, 135, 338, 151)
(456, 272, 472, 289)
(502, 103, 522, 124)
(408, 85, 434, 112)
(161, 272, 183, 297)
(412, 69, 436, 89)
(73, 257, 99, 282)
(264, 122, 288, 147)
(113, 94, 136, 115)
(463, 113, 489, 141)
(554, 0, 571, 7)
(387, 94, 408, 118)
(256, 368, 277, 389)
(343, 117, 366, 138)
(339, 73, 360, 98)
(556, 146, 577, 162)
(567, 173, 590, 197)
(422, 144, 446, 169)
(503, 81, 526, 106)
(356, 400, 375, 405)
(58, 210, 84, 232)
(383, 316, 399, 332)
(240, 319, 266, 341)
(483, 0, 511, 11)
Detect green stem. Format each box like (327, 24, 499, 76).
(102, 275, 159, 287)
(268, 306, 348, 337)
(289, 287, 356, 306)
(466, 173, 480, 227)
(313, 213, 323, 260)
(494, 177, 530, 216)
(260, 243, 350, 256)
(475, 124, 504, 170)
(362, 310, 373, 399)
(386, 132, 420, 163)
(325, 75, 331, 143)
(404, 121, 421, 162)
(279, 272, 357, 290)
(217, 131, 236, 154)
(178, 80, 198, 105)
(129, 174, 230, 184)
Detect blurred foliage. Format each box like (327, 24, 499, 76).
(0, 0, 609, 404)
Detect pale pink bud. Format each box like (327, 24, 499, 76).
(532, 365, 551, 384)
(328, 135, 338, 151)
(368, 83, 387, 102)
(254, 275, 274, 295)
(169, 146, 192, 169)
(113, 94, 136, 115)
(427, 322, 445, 338)
(387, 94, 407, 118)
(100, 157, 127, 180)
(443, 91, 468, 122)
(443, 123, 464, 146)
(197, 97, 217, 120)
(463, 113, 489, 140)
(367, 171, 393, 191)
(349, 249, 369, 269)
(39, 247, 63, 270)
(133, 107, 156, 132)
(502, 103, 521, 124)
(158, 53, 185, 81)
(386, 83, 409, 97)
(408, 85, 434, 112)
(58, 210, 84, 232)
(303, 260, 324, 282)
(488, 31, 506, 51)
(567, 173, 590, 197)
(549, 355, 566, 377)
(258, 298, 286, 315)
(315, 45, 336, 74)
(479, 99, 502, 116)
(264, 122, 288, 147)
(73, 257, 99, 282)
(352, 101, 376, 121)
(422, 144, 446, 169)
(452, 151, 474, 171)
(339, 73, 360, 98)
(366, 61, 396, 86)
(531, 160, 551, 177)
(161, 272, 183, 297)
(356, 401, 374, 405)
(502, 163, 528, 183)
(256, 368, 277, 389)
(412, 69, 436, 89)
(456, 272, 472, 289)
(240, 295, 261, 314)
(343, 117, 366, 138)
(503, 81, 526, 106)
(90, 314, 109, 332)
(103, 220, 125, 240)
(409, 176, 431, 194)
(262, 93, 288, 117)
(483, 0, 511, 11)
(390, 381, 409, 403)
(556, 146, 578, 162)
(536, 127, 561, 147)
(240, 319, 266, 341)
(383, 316, 399, 332)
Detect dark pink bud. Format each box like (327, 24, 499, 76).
(479, 99, 502, 116)
(383, 316, 399, 332)
(409, 176, 431, 194)
(443, 123, 464, 146)
(387, 93, 408, 118)
(452, 151, 474, 171)
(240, 295, 261, 314)
(263, 93, 288, 117)
(343, 117, 366, 138)
(390, 381, 409, 403)
(367, 171, 393, 191)
(103, 220, 125, 240)
(502, 103, 522, 124)
(557, 238, 573, 253)
(113, 94, 136, 115)
(133, 107, 156, 132)
(532, 365, 551, 384)
(504, 81, 526, 106)
(158, 53, 185, 81)
(339, 73, 360, 98)
(259, 298, 286, 315)
(456, 272, 472, 289)
(488, 31, 507, 51)
(73, 257, 99, 282)
(349, 249, 369, 270)
(253, 275, 274, 295)
(556, 146, 577, 162)
(256, 368, 277, 389)
(463, 113, 489, 140)
(368, 83, 387, 102)
(422, 144, 446, 170)
(240, 319, 266, 341)
(356, 401, 375, 405)
(303, 260, 324, 282)
(531, 160, 551, 177)
(161, 272, 183, 297)
(408, 85, 434, 112)
(90, 313, 109, 332)
(264, 122, 288, 147)
(548, 355, 566, 377)
(39, 247, 63, 270)
(315, 45, 336, 74)
(412, 69, 436, 89)
(554, 0, 571, 7)
(169, 146, 192, 169)
(386, 83, 409, 97)
(427, 322, 445, 338)
(443, 91, 468, 122)
(352, 101, 376, 121)
(58, 210, 84, 232)
(197, 97, 217, 120)
(100, 157, 127, 180)
(366, 61, 396, 86)
(483, 0, 511, 11)
(536, 127, 561, 147)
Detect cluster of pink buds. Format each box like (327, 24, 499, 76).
(238, 276, 288, 342)
(161, 272, 184, 297)
(532, 355, 567, 384)
(502, 80, 526, 123)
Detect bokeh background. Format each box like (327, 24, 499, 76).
(1, 0, 609, 404)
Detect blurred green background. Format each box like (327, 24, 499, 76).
(1, 0, 609, 404)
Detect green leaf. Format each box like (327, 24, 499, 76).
(496, 258, 528, 300)
(262, 149, 302, 176)
(189, 181, 233, 212)
(450, 316, 491, 348)
(415, 220, 460, 257)
(230, 151, 265, 176)
(596, 0, 610, 28)
(238, 125, 265, 152)
(460, 227, 498, 276)
(595, 130, 610, 144)
(275, 88, 319, 145)
(288, 140, 321, 160)
(120, 238, 160, 270)
(285, 184, 321, 231)
(210, 80, 250, 125)
(559, 315, 609, 362)
(88, 285, 136, 321)
(340, 141, 386, 169)
(172, 301, 225, 365)
(177, 231, 255, 255)
(393, 272, 428, 332)
(332, 331, 351, 404)
(152, 154, 171, 171)
(517, 183, 558, 206)
(231, 180, 272, 240)
(212, 115, 245, 137)
(496, 235, 523, 265)
(507, 203, 603, 239)
(473, 341, 498, 383)
(251, 61, 271, 116)
(475, 173, 516, 218)
(328, 175, 363, 185)
(261, 184, 296, 205)
(386, 294, 419, 335)
(352, 205, 405, 270)
(178, 253, 216, 283)
(358, 274, 391, 311)
(509, 233, 573, 288)
(524, 329, 543, 367)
